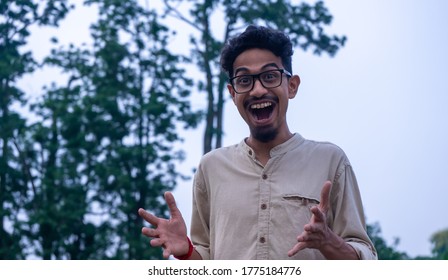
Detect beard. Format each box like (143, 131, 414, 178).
(250, 125, 278, 143)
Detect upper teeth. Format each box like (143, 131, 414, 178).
(251, 102, 272, 109)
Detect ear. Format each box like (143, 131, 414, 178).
(288, 75, 300, 99)
(228, 84, 237, 104)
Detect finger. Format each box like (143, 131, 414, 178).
(141, 227, 158, 238)
(162, 248, 172, 259)
(310, 205, 326, 223)
(297, 235, 311, 243)
(138, 208, 159, 226)
(164, 192, 182, 219)
(298, 231, 319, 242)
(303, 222, 318, 233)
(319, 181, 332, 214)
(288, 242, 306, 257)
(150, 238, 165, 247)
(297, 228, 320, 241)
(297, 232, 308, 242)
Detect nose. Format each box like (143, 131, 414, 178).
(249, 77, 268, 98)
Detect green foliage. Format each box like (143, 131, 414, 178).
(367, 222, 410, 260)
(367, 223, 448, 260)
(430, 228, 448, 260)
(26, 0, 198, 259)
(0, 0, 72, 259)
(1, 0, 199, 259)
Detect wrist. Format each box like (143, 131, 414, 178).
(321, 232, 358, 260)
(174, 237, 194, 260)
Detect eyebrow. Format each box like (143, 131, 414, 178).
(234, 63, 280, 76)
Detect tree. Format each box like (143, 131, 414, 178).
(31, 0, 200, 259)
(0, 0, 72, 259)
(1, 0, 199, 259)
(18, 82, 110, 259)
(366, 222, 409, 260)
(430, 228, 448, 260)
(160, 0, 347, 154)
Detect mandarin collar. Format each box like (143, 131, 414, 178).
(239, 133, 305, 159)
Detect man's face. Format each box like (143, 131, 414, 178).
(228, 48, 300, 143)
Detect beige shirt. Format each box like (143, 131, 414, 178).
(191, 134, 377, 260)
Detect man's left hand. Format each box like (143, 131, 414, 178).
(288, 181, 332, 257)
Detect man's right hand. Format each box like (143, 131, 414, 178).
(138, 192, 189, 259)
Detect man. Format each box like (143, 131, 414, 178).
(138, 25, 377, 260)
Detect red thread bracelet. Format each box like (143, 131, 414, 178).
(174, 237, 194, 260)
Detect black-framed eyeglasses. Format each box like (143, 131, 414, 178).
(229, 69, 292, 94)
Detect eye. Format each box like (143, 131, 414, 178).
(235, 76, 252, 86)
(261, 71, 280, 82)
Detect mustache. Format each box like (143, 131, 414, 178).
(244, 95, 279, 109)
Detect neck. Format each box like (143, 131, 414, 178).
(246, 130, 294, 165)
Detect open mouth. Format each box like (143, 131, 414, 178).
(249, 101, 274, 121)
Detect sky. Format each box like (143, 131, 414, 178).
(19, 0, 448, 258)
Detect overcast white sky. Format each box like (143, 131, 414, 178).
(20, 0, 448, 258)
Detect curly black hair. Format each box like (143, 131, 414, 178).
(220, 25, 294, 78)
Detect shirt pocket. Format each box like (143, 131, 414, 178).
(281, 194, 320, 221)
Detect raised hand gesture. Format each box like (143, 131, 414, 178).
(288, 181, 358, 259)
(288, 181, 332, 257)
(138, 192, 190, 259)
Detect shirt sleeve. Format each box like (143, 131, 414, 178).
(190, 165, 211, 260)
(330, 160, 378, 260)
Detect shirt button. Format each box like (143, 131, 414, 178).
(259, 237, 266, 243)
(262, 174, 268, 180)
(261, 203, 267, 210)
(248, 150, 253, 156)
